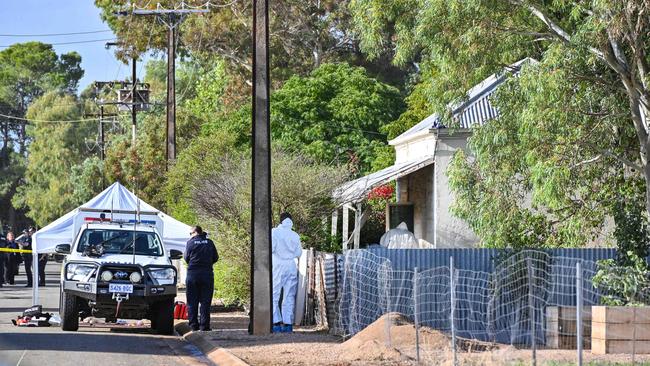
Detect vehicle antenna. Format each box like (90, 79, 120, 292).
(132, 199, 139, 264)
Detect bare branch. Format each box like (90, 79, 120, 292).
(570, 155, 602, 169)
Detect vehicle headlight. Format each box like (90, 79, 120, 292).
(148, 268, 176, 285)
(130, 271, 142, 283)
(66, 263, 96, 281)
(100, 270, 113, 282)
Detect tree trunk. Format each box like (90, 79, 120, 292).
(644, 137, 650, 217)
(19, 122, 26, 155)
(8, 204, 16, 232)
(1, 121, 7, 165)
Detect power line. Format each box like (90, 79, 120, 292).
(0, 38, 117, 48)
(0, 112, 96, 123)
(0, 30, 112, 37)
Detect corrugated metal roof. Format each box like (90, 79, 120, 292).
(391, 58, 535, 142)
(333, 155, 434, 204)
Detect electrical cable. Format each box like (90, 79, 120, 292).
(0, 112, 96, 123)
(0, 30, 112, 37)
(0, 38, 116, 48)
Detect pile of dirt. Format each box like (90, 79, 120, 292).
(337, 312, 450, 363)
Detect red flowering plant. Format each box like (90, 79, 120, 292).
(367, 183, 396, 219)
(368, 184, 395, 201)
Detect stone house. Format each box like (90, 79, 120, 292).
(334, 59, 533, 249)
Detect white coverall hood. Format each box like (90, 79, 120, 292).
(280, 217, 293, 230)
(379, 221, 419, 249)
(272, 218, 301, 260)
(271, 216, 303, 325)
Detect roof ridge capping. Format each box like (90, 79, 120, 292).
(389, 57, 538, 146)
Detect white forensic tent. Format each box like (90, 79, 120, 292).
(31, 182, 192, 304)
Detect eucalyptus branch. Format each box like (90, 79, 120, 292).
(600, 149, 644, 172)
(506, 0, 604, 59)
(570, 155, 602, 169)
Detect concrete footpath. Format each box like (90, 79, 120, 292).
(174, 291, 250, 366)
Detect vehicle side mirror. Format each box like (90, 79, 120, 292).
(169, 249, 183, 260)
(55, 244, 71, 254)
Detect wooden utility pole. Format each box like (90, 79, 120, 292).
(131, 58, 137, 146)
(84, 106, 118, 190)
(100, 106, 105, 161)
(122, 6, 208, 166)
(166, 24, 176, 162)
(250, 0, 273, 335)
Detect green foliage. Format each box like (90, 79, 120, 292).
(95, 0, 408, 88)
(446, 57, 638, 248)
(164, 129, 238, 224)
(349, 0, 533, 122)
(186, 61, 228, 120)
(182, 149, 349, 304)
(211, 221, 251, 306)
(213, 261, 250, 307)
(0, 150, 25, 198)
(0, 42, 85, 229)
(593, 251, 650, 306)
(12, 92, 96, 226)
(103, 113, 167, 208)
(612, 184, 650, 266)
(380, 76, 434, 140)
(272, 63, 404, 174)
(69, 157, 105, 205)
(0, 42, 83, 101)
(351, 0, 650, 248)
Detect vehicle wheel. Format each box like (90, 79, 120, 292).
(61, 291, 79, 331)
(153, 299, 174, 335)
(149, 307, 158, 330)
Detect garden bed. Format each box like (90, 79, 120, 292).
(592, 306, 650, 354)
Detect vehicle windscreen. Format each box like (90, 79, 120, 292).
(77, 229, 164, 256)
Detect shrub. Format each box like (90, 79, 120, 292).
(592, 251, 650, 306)
(192, 150, 349, 305)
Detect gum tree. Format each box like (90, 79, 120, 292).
(350, 0, 650, 245)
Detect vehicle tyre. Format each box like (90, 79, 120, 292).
(149, 309, 158, 330)
(153, 299, 174, 335)
(61, 291, 79, 331)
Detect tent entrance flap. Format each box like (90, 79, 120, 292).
(334, 155, 434, 205)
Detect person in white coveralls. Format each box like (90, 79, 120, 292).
(271, 212, 303, 333)
(379, 222, 419, 249)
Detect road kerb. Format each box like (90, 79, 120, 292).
(175, 321, 250, 366)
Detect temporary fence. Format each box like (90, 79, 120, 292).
(299, 250, 343, 329)
(336, 248, 650, 365)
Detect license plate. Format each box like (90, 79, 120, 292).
(109, 283, 133, 294)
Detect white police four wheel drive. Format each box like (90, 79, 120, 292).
(56, 215, 183, 334)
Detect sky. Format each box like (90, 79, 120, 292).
(0, 0, 152, 92)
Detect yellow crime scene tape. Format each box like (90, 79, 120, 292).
(0, 247, 33, 254)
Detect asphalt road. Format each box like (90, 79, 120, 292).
(0, 261, 212, 366)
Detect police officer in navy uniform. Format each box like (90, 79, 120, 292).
(20, 228, 34, 288)
(184, 226, 218, 331)
(4, 231, 17, 285)
(37, 231, 48, 287)
(0, 233, 6, 287)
